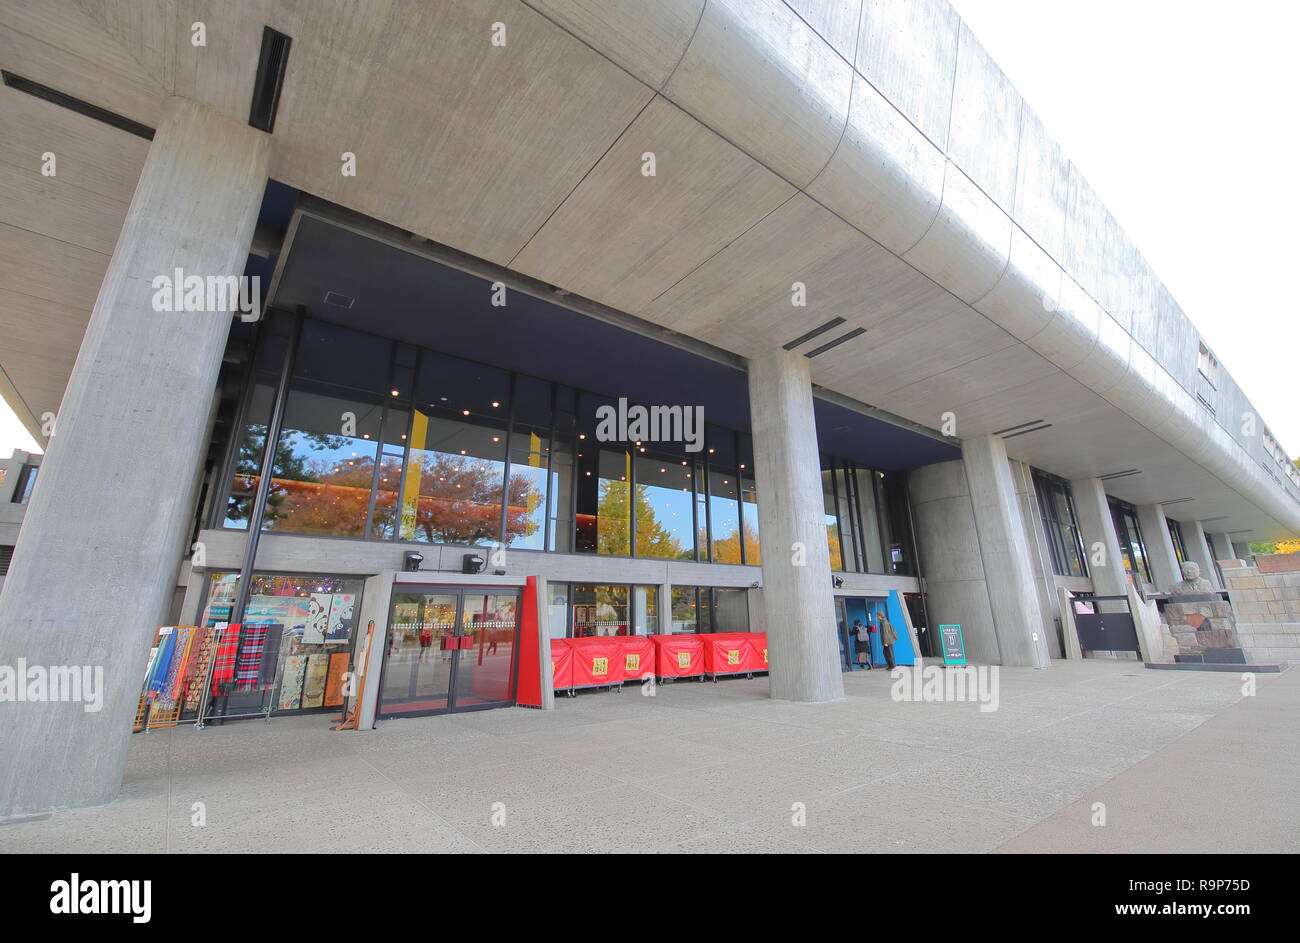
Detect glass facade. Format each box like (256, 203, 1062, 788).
(1167, 519, 1187, 565)
(817, 459, 916, 575)
(565, 583, 658, 637)
(216, 314, 916, 576)
(1109, 498, 1154, 587)
(669, 586, 751, 634)
(1032, 470, 1089, 577)
(196, 571, 366, 716)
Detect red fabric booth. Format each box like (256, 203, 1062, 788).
(549, 638, 573, 692)
(703, 633, 756, 676)
(651, 634, 705, 679)
(567, 637, 626, 688)
(617, 636, 656, 680)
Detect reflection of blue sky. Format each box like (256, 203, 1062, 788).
(641, 482, 694, 548)
(282, 430, 377, 474)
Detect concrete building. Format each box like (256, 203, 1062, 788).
(1, 0, 1297, 820)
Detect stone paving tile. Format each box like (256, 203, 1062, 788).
(2, 660, 1287, 853)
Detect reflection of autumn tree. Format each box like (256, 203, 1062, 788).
(227, 424, 351, 526)
(405, 452, 542, 545)
(710, 528, 761, 565)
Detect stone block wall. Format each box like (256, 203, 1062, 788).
(1223, 554, 1300, 664)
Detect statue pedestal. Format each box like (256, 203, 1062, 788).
(1158, 595, 1243, 663)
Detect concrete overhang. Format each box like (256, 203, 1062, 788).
(1, 0, 1296, 541)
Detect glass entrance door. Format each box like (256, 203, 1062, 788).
(378, 586, 520, 717)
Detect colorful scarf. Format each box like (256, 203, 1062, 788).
(146, 630, 177, 698)
(156, 627, 194, 707)
(234, 624, 271, 691)
(184, 628, 216, 711)
(210, 624, 242, 695)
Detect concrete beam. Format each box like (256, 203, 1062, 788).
(747, 348, 843, 702)
(0, 99, 269, 820)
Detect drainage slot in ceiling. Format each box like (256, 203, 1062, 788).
(248, 27, 292, 132)
(1, 71, 154, 139)
(805, 328, 866, 358)
(1002, 423, 1053, 439)
(993, 419, 1048, 436)
(782, 318, 845, 351)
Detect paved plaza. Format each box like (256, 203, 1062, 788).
(2, 660, 1294, 854)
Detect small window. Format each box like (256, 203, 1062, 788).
(1197, 342, 1218, 387)
(10, 464, 38, 503)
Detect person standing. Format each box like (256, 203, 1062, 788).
(853, 619, 874, 670)
(878, 609, 898, 670)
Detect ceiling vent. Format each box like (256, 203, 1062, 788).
(783, 318, 844, 351)
(249, 27, 292, 132)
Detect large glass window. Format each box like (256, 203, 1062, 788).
(222, 314, 292, 528)
(1033, 470, 1088, 578)
(399, 351, 511, 546)
(822, 467, 844, 571)
(1109, 498, 1153, 587)
(634, 451, 695, 559)
(670, 586, 750, 634)
(1168, 519, 1187, 566)
(196, 571, 364, 716)
(219, 317, 921, 575)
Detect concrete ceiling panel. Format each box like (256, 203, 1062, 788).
(805, 72, 945, 255)
(510, 96, 795, 312)
(522, 0, 704, 89)
(972, 227, 1061, 341)
(663, 0, 852, 187)
(271, 0, 653, 266)
(902, 162, 1012, 303)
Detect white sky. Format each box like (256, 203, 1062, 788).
(3, 0, 1296, 461)
(950, 0, 1300, 459)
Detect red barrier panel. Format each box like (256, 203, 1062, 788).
(550, 638, 573, 691)
(651, 634, 705, 678)
(746, 633, 769, 671)
(703, 633, 754, 675)
(617, 636, 656, 680)
(567, 637, 626, 687)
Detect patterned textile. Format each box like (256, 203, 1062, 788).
(234, 624, 270, 692)
(155, 627, 194, 708)
(300, 653, 330, 708)
(183, 628, 216, 711)
(277, 655, 307, 710)
(146, 630, 177, 698)
(258, 625, 284, 685)
(210, 624, 242, 695)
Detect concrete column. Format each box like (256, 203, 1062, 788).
(961, 436, 1050, 667)
(747, 348, 843, 702)
(1070, 477, 1127, 596)
(1136, 503, 1181, 592)
(1185, 521, 1223, 590)
(1010, 459, 1064, 657)
(0, 99, 270, 820)
(1207, 531, 1237, 566)
(658, 582, 673, 634)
